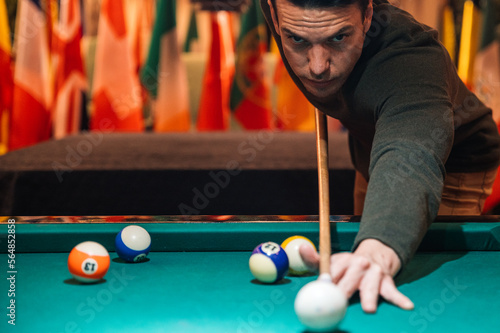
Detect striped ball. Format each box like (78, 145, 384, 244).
(249, 242, 289, 283)
(281, 235, 316, 275)
(68, 241, 110, 283)
(115, 225, 151, 263)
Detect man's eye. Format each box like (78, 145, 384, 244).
(289, 35, 305, 43)
(331, 34, 347, 42)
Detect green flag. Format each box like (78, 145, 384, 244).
(140, 0, 190, 131)
(183, 8, 198, 52)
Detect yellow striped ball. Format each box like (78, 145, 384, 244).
(281, 236, 316, 276)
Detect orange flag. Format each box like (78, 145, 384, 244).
(0, 0, 12, 154)
(125, 0, 155, 73)
(9, 0, 53, 150)
(52, 0, 87, 139)
(90, 0, 144, 132)
(269, 37, 316, 131)
(196, 12, 235, 131)
(274, 58, 315, 131)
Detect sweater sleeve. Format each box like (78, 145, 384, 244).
(351, 32, 456, 267)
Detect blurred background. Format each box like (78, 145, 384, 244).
(1, 0, 500, 215)
(1, 0, 499, 151)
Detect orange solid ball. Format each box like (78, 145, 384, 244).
(68, 241, 110, 283)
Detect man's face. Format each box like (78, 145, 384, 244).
(269, 0, 373, 102)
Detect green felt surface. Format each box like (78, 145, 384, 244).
(2, 220, 500, 253)
(1, 219, 500, 332)
(1, 251, 500, 333)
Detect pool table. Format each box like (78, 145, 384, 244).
(1, 215, 500, 333)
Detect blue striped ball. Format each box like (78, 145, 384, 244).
(115, 225, 151, 263)
(249, 242, 289, 283)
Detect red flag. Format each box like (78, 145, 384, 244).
(0, 0, 13, 154)
(52, 0, 86, 139)
(90, 0, 144, 132)
(9, 0, 53, 150)
(196, 12, 235, 131)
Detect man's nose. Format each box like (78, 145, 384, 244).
(308, 45, 330, 79)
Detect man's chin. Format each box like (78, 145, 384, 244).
(304, 86, 338, 102)
(299, 78, 339, 99)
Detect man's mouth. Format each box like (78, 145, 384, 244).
(303, 78, 335, 89)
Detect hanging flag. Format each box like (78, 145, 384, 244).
(229, 0, 272, 130)
(0, 0, 12, 154)
(125, 0, 155, 129)
(125, 0, 155, 73)
(183, 7, 199, 52)
(52, 0, 87, 139)
(140, 0, 190, 131)
(91, 0, 144, 132)
(9, 0, 53, 150)
(457, 0, 482, 88)
(196, 11, 235, 131)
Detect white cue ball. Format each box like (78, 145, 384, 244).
(294, 273, 347, 332)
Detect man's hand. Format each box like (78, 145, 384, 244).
(300, 238, 414, 313)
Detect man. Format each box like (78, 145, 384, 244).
(261, 0, 500, 313)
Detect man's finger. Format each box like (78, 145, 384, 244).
(298, 243, 319, 271)
(359, 265, 383, 313)
(380, 275, 414, 310)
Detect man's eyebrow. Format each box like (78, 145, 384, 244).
(282, 27, 303, 37)
(282, 25, 356, 40)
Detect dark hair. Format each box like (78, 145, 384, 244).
(271, 0, 370, 15)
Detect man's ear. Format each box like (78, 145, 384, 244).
(268, 0, 280, 36)
(363, 0, 373, 34)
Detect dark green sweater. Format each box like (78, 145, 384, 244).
(261, 0, 500, 266)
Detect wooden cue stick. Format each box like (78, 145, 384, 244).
(315, 108, 331, 276)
